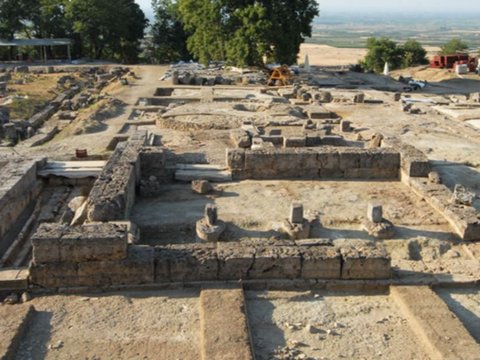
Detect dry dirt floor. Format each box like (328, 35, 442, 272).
(246, 290, 429, 360)
(12, 290, 200, 360)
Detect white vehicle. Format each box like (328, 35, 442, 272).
(404, 80, 427, 92)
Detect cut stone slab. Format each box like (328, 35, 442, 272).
(196, 219, 226, 242)
(281, 219, 311, 240)
(290, 203, 304, 224)
(391, 286, 480, 359)
(340, 246, 391, 279)
(200, 289, 254, 360)
(367, 203, 383, 223)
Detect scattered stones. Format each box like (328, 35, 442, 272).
(3, 293, 19, 305)
(340, 120, 352, 132)
(362, 219, 395, 239)
(49, 340, 64, 350)
(451, 184, 476, 206)
(192, 180, 213, 194)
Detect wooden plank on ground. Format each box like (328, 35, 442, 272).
(0, 305, 34, 360)
(200, 288, 254, 360)
(390, 286, 480, 360)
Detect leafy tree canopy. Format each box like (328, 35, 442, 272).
(440, 38, 469, 55)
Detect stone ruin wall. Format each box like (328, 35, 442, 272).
(25, 132, 479, 289)
(0, 159, 44, 254)
(227, 147, 402, 180)
(30, 223, 391, 288)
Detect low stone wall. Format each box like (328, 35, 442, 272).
(154, 242, 391, 283)
(405, 177, 480, 241)
(382, 137, 430, 177)
(29, 223, 391, 288)
(29, 223, 155, 288)
(0, 159, 44, 254)
(86, 131, 147, 222)
(227, 147, 400, 180)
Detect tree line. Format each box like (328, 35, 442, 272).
(0, 0, 147, 62)
(361, 37, 472, 73)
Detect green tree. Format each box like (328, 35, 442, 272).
(262, 0, 319, 64)
(177, 0, 319, 66)
(225, 4, 270, 67)
(401, 39, 428, 68)
(0, 0, 35, 39)
(148, 0, 190, 63)
(66, 0, 147, 62)
(362, 37, 404, 73)
(31, 0, 70, 39)
(440, 38, 469, 55)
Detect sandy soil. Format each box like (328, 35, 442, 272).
(14, 290, 200, 360)
(246, 290, 429, 360)
(298, 44, 367, 67)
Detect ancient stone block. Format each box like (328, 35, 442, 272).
(31, 223, 64, 263)
(192, 180, 213, 194)
(451, 184, 475, 206)
(367, 203, 383, 223)
(77, 245, 154, 286)
(217, 243, 255, 280)
(340, 246, 391, 279)
(290, 203, 304, 224)
(249, 246, 301, 279)
(59, 223, 128, 263)
(226, 149, 245, 170)
(230, 129, 251, 148)
(140, 147, 166, 179)
(299, 246, 341, 279)
(284, 137, 306, 148)
(29, 262, 78, 288)
(165, 244, 218, 282)
(340, 120, 352, 132)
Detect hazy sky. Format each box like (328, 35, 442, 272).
(135, 0, 480, 19)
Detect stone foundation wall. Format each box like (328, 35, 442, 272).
(405, 177, 480, 241)
(29, 221, 391, 288)
(227, 147, 401, 180)
(86, 131, 147, 222)
(382, 137, 430, 177)
(0, 159, 44, 254)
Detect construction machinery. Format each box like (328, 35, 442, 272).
(430, 53, 477, 72)
(267, 65, 293, 86)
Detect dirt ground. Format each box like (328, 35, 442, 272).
(132, 180, 452, 246)
(246, 290, 429, 360)
(13, 290, 200, 360)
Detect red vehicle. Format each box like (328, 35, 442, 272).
(430, 54, 477, 72)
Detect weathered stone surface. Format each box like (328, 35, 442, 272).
(32, 223, 128, 263)
(299, 246, 341, 279)
(196, 219, 226, 242)
(362, 219, 395, 239)
(340, 120, 352, 132)
(451, 184, 475, 206)
(77, 245, 154, 286)
(217, 243, 255, 280)
(228, 147, 400, 180)
(230, 129, 251, 148)
(383, 137, 430, 177)
(290, 203, 304, 224)
(428, 171, 441, 184)
(87, 132, 147, 222)
(367, 203, 383, 223)
(407, 177, 480, 241)
(159, 244, 218, 282)
(281, 219, 311, 240)
(283, 137, 306, 148)
(192, 180, 213, 194)
(340, 246, 391, 279)
(29, 262, 78, 288)
(249, 246, 301, 279)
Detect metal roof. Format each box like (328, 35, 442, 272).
(0, 38, 72, 47)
